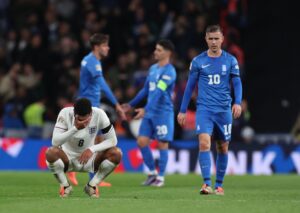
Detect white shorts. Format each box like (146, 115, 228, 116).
(62, 149, 98, 173)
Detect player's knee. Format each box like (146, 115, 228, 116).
(158, 141, 169, 149)
(113, 147, 122, 164)
(105, 147, 122, 164)
(45, 147, 60, 162)
(46, 158, 65, 173)
(216, 141, 228, 153)
(137, 137, 149, 148)
(198, 134, 211, 151)
(199, 141, 211, 151)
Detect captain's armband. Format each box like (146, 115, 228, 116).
(157, 80, 167, 91)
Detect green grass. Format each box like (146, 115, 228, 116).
(0, 172, 299, 213)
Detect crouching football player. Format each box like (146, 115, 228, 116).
(46, 98, 122, 198)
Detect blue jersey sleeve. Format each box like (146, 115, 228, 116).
(231, 76, 242, 105)
(98, 77, 118, 105)
(129, 77, 149, 107)
(86, 59, 118, 105)
(145, 66, 176, 111)
(179, 59, 199, 113)
(230, 56, 240, 77)
(230, 55, 242, 104)
(159, 66, 176, 88)
(86, 60, 103, 78)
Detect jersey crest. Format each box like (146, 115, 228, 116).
(95, 64, 102, 71)
(222, 65, 227, 75)
(89, 126, 97, 135)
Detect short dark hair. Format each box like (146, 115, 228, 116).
(157, 39, 175, 52)
(74, 98, 92, 116)
(206, 24, 223, 34)
(89, 33, 109, 49)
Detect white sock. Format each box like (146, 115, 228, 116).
(157, 176, 164, 181)
(149, 170, 158, 176)
(89, 160, 116, 187)
(46, 159, 69, 187)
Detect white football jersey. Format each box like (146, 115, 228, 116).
(53, 107, 111, 155)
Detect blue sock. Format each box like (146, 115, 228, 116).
(140, 146, 155, 171)
(89, 172, 94, 180)
(158, 149, 168, 177)
(215, 153, 228, 188)
(198, 151, 211, 186)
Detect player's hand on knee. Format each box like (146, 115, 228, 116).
(177, 113, 186, 127)
(232, 104, 242, 119)
(79, 149, 93, 164)
(133, 108, 145, 119)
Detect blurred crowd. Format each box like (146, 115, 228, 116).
(0, 0, 250, 141)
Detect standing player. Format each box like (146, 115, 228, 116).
(177, 25, 242, 195)
(122, 40, 176, 187)
(78, 33, 126, 119)
(46, 98, 122, 198)
(68, 33, 126, 187)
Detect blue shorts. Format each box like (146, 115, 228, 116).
(139, 113, 174, 142)
(196, 110, 232, 141)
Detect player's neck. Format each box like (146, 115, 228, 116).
(158, 58, 169, 67)
(92, 50, 101, 60)
(207, 49, 222, 57)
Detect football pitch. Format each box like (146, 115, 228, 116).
(0, 172, 299, 213)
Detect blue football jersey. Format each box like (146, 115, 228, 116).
(78, 53, 103, 106)
(78, 52, 118, 107)
(145, 63, 176, 116)
(190, 50, 240, 112)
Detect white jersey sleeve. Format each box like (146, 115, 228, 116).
(88, 108, 118, 153)
(52, 107, 78, 147)
(52, 107, 117, 155)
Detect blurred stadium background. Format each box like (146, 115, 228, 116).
(0, 0, 300, 198)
